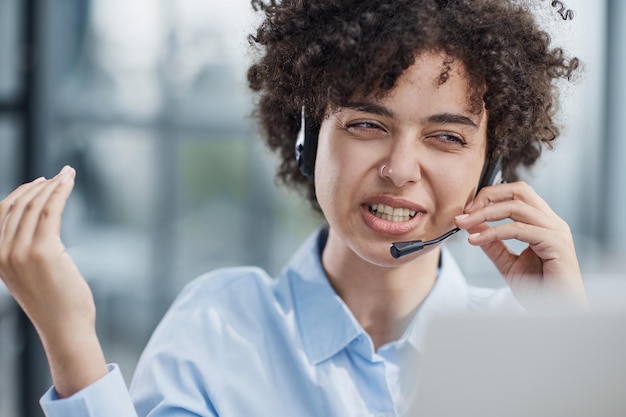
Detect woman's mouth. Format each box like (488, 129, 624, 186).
(368, 204, 417, 223)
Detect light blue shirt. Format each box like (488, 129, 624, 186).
(40, 228, 517, 417)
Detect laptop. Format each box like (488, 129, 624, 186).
(408, 281, 626, 417)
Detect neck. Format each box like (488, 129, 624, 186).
(322, 229, 440, 350)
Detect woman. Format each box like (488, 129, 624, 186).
(0, 0, 586, 415)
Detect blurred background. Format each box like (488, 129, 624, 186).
(0, 1, 624, 416)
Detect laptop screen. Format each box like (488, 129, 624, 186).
(408, 304, 626, 417)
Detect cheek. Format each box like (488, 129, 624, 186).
(314, 137, 339, 186)
(314, 130, 377, 214)
(431, 155, 485, 212)
(315, 124, 363, 189)
(314, 133, 345, 212)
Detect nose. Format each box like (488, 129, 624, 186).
(381, 135, 421, 187)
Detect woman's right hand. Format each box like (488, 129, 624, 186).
(0, 166, 108, 397)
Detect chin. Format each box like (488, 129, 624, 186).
(353, 241, 425, 268)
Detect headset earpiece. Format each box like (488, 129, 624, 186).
(295, 107, 319, 182)
(477, 153, 503, 192)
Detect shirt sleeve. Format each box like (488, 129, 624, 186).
(39, 364, 138, 417)
(38, 274, 225, 417)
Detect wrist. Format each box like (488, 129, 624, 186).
(40, 324, 109, 398)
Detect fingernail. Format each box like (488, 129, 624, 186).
(468, 232, 481, 240)
(464, 201, 474, 211)
(33, 176, 46, 183)
(59, 165, 72, 175)
(455, 214, 469, 221)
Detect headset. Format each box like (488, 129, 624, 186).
(295, 107, 318, 182)
(294, 107, 504, 258)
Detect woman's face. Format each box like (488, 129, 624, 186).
(315, 51, 488, 266)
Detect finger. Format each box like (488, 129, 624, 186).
(33, 167, 76, 242)
(468, 221, 544, 246)
(462, 219, 489, 236)
(474, 236, 519, 277)
(0, 177, 47, 226)
(13, 172, 75, 251)
(456, 199, 566, 232)
(1, 179, 52, 243)
(450, 220, 518, 277)
(466, 181, 553, 214)
(467, 221, 572, 261)
(1, 167, 75, 244)
(0, 175, 47, 203)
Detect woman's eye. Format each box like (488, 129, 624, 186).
(347, 121, 382, 131)
(345, 121, 388, 139)
(433, 134, 467, 146)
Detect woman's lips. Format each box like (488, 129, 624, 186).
(368, 203, 417, 222)
(361, 197, 426, 236)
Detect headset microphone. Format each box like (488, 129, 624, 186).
(390, 227, 461, 258)
(389, 154, 503, 259)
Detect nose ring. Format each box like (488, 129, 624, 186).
(379, 163, 389, 179)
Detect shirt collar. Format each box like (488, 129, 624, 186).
(283, 228, 471, 363)
(284, 228, 363, 365)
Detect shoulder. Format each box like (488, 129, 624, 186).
(177, 266, 275, 304)
(147, 265, 299, 348)
(130, 267, 282, 414)
(162, 266, 290, 330)
(132, 267, 299, 382)
(132, 266, 293, 382)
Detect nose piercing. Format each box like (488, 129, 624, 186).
(379, 163, 389, 179)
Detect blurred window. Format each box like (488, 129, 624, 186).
(0, 0, 20, 98)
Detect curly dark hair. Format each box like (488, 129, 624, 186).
(247, 0, 580, 211)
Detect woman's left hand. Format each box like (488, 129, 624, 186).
(454, 181, 588, 309)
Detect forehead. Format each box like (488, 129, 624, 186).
(355, 52, 484, 120)
(342, 50, 472, 103)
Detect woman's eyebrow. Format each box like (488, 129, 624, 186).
(342, 103, 479, 128)
(427, 113, 478, 128)
(343, 102, 395, 118)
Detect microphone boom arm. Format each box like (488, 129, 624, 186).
(390, 227, 460, 259)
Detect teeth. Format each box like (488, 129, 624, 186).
(369, 204, 417, 222)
